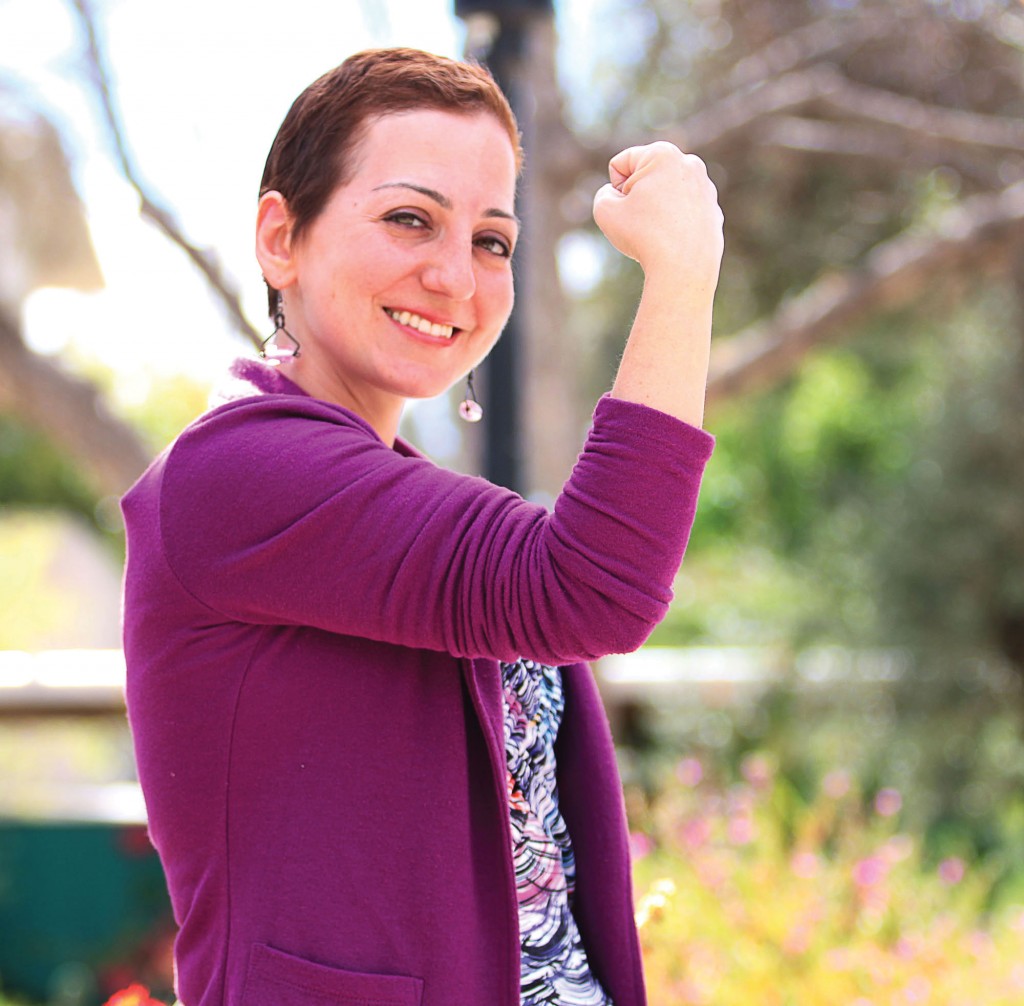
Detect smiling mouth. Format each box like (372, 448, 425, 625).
(384, 308, 458, 340)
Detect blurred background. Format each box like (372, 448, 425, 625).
(2, 0, 1024, 1002)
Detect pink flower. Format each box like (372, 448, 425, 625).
(903, 976, 931, 1003)
(783, 924, 811, 956)
(727, 813, 757, 846)
(853, 855, 889, 889)
(740, 753, 774, 789)
(874, 787, 903, 817)
(681, 816, 713, 851)
(883, 834, 914, 863)
(1010, 962, 1024, 990)
(969, 930, 995, 959)
(938, 856, 965, 886)
(695, 857, 728, 892)
(823, 769, 851, 799)
(676, 756, 703, 788)
(727, 785, 755, 815)
(629, 831, 653, 860)
(791, 851, 821, 879)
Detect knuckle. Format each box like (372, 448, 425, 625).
(682, 153, 709, 176)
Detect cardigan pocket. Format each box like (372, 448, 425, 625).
(243, 943, 424, 1006)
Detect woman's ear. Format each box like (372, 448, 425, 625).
(255, 191, 297, 290)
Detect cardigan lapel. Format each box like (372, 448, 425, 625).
(460, 656, 522, 1006)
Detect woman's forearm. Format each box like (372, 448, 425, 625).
(610, 270, 714, 428)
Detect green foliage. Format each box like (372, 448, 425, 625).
(650, 318, 929, 647)
(66, 351, 210, 457)
(115, 376, 210, 457)
(0, 359, 209, 552)
(0, 416, 97, 527)
(869, 288, 1024, 676)
(647, 278, 1024, 684)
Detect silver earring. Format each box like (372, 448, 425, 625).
(458, 370, 483, 423)
(259, 298, 301, 363)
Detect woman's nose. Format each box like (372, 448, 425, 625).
(420, 242, 476, 301)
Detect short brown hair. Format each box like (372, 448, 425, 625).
(259, 47, 523, 315)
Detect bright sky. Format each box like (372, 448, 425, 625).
(0, 0, 613, 409)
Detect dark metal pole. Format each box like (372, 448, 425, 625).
(454, 0, 553, 493)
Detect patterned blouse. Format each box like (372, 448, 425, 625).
(500, 658, 614, 1006)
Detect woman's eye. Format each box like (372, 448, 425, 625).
(476, 235, 512, 258)
(384, 211, 428, 228)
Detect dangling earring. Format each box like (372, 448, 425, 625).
(259, 296, 301, 364)
(458, 370, 483, 423)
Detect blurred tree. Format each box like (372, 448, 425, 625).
(3, 0, 1023, 690)
(871, 276, 1024, 681)
(551, 0, 1024, 688)
(0, 98, 151, 501)
(0, 0, 261, 506)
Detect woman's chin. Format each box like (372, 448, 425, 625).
(387, 374, 467, 404)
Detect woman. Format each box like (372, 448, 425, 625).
(121, 48, 722, 1006)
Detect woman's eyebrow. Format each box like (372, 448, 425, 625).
(373, 181, 519, 225)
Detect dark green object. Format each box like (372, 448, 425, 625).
(0, 820, 173, 1006)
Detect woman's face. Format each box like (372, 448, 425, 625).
(269, 108, 518, 436)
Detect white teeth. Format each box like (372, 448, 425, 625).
(386, 308, 454, 339)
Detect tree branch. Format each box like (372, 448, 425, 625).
(757, 115, 1005, 186)
(576, 53, 1024, 177)
(720, 8, 898, 95)
(669, 66, 837, 154)
(530, 10, 1024, 218)
(68, 0, 262, 349)
(0, 307, 152, 499)
(707, 180, 1024, 405)
(759, 115, 914, 162)
(814, 66, 1024, 154)
(671, 62, 1024, 158)
(563, 66, 841, 183)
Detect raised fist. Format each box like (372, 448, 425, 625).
(593, 141, 724, 286)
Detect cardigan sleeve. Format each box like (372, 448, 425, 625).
(149, 393, 713, 665)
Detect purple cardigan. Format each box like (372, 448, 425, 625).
(121, 359, 714, 1006)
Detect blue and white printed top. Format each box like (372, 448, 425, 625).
(500, 658, 615, 1006)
